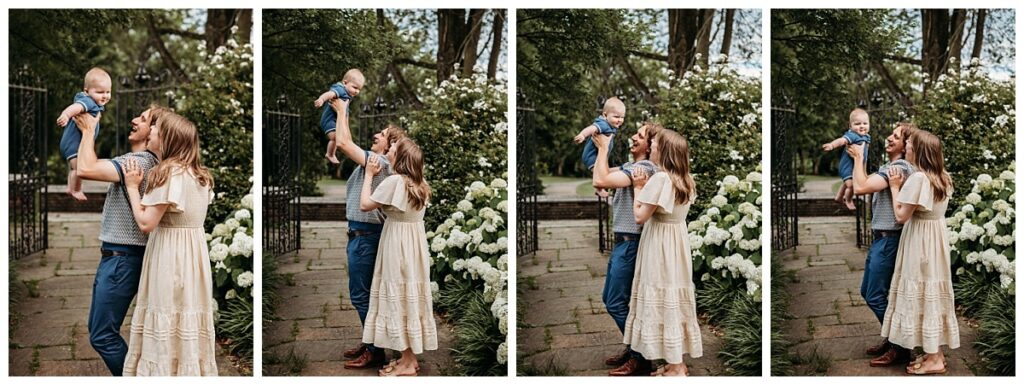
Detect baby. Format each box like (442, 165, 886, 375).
(57, 67, 111, 201)
(314, 69, 365, 164)
(822, 107, 871, 210)
(574, 97, 626, 196)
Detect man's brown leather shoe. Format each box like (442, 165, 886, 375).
(866, 339, 891, 356)
(344, 349, 385, 369)
(609, 358, 651, 376)
(605, 347, 631, 366)
(343, 343, 368, 359)
(869, 346, 911, 367)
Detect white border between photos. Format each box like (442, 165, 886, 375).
(0, 1, 1021, 384)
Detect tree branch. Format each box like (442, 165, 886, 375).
(147, 14, 190, 84)
(616, 55, 659, 106)
(628, 49, 668, 61)
(394, 57, 437, 70)
(883, 54, 922, 65)
(155, 27, 205, 40)
(388, 61, 424, 109)
(872, 60, 914, 110)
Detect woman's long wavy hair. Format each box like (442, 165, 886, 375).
(652, 127, 696, 205)
(392, 138, 430, 210)
(145, 112, 214, 193)
(908, 129, 952, 201)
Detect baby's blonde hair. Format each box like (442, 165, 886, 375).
(343, 69, 365, 84)
(849, 107, 869, 123)
(602, 97, 626, 115)
(84, 67, 111, 89)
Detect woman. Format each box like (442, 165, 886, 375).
(883, 129, 959, 375)
(359, 138, 438, 376)
(121, 112, 217, 376)
(622, 127, 702, 376)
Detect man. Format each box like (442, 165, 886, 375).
(74, 106, 164, 375)
(847, 122, 916, 367)
(591, 123, 658, 376)
(326, 99, 406, 369)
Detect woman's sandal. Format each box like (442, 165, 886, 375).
(906, 356, 947, 371)
(651, 365, 688, 377)
(378, 361, 421, 376)
(906, 361, 947, 375)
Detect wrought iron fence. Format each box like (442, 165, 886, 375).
(263, 96, 302, 255)
(114, 67, 178, 155)
(771, 104, 799, 251)
(8, 69, 49, 259)
(517, 92, 539, 257)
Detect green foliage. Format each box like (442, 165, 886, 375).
(217, 297, 253, 364)
(408, 75, 508, 229)
(262, 253, 283, 337)
(975, 288, 1015, 376)
(946, 163, 1015, 290)
(913, 66, 1016, 208)
(656, 60, 762, 213)
(437, 280, 505, 376)
(170, 39, 254, 231)
(770, 257, 795, 376)
(718, 293, 762, 376)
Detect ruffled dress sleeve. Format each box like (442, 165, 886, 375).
(636, 172, 677, 214)
(897, 172, 934, 213)
(371, 174, 409, 212)
(141, 168, 188, 213)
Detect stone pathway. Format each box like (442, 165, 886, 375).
(8, 213, 242, 376)
(800, 177, 839, 199)
(263, 221, 454, 376)
(517, 220, 723, 376)
(775, 216, 978, 376)
(541, 178, 589, 198)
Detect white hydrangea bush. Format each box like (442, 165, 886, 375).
(688, 166, 763, 297)
(427, 175, 509, 363)
(947, 162, 1015, 292)
(207, 180, 256, 299)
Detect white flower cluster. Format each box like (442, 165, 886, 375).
(427, 176, 510, 363)
(948, 162, 1015, 291)
(688, 168, 763, 297)
(207, 182, 256, 298)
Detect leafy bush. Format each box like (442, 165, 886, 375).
(769, 257, 794, 376)
(975, 288, 1015, 376)
(207, 183, 255, 301)
(718, 292, 762, 376)
(656, 55, 762, 217)
(407, 74, 508, 229)
(218, 296, 253, 364)
(946, 163, 1015, 291)
(168, 35, 254, 231)
(689, 168, 763, 296)
(914, 60, 1015, 207)
(426, 177, 508, 375)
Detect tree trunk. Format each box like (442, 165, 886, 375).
(235, 9, 252, 44)
(616, 55, 658, 106)
(695, 9, 714, 67)
(147, 14, 189, 83)
(487, 9, 505, 80)
(720, 9, 735, 58)
(205, 9, 239, 51)
(921, 9, 951, 82)
(971, 9, 986, 60)
(437, 9, 468, 82)
(460, 9, 486, 77)
(944, 9, 967, 72)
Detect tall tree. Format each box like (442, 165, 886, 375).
(486, 10, 505, 80)
(720, 9, 736, 57)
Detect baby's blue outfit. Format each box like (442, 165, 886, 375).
(319, 82, 352, 135)
(59, 92, 103, 160)
(838, 130, 870, 181)
(581, 116, 618, 170)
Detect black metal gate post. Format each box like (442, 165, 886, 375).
(517, 92, 539, 256)
(771, 103, 799, 251)
(8, 68, 49, 259)
(263, 95, 302, 255)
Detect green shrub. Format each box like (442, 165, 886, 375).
(218, 297, 253, 364)
(407, 74, 508, 229)
(718, 293, 762, 376)
(770, 256, 794, 376)
(437, 279, 505, 376)
(975, 288, 1015, 376)
(169, 37, 254, 231)
(656, 57, 762, 217)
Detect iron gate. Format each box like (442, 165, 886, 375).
(517, 92, 539, 256)
(114, 67, 177, 155)
(263, 96, 302, 255)
(855, 92, 906, 248)
(771, 104, 799, 251)
(8, 71, 49, 259)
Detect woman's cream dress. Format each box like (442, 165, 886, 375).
(622, 172, 702, 364)
(361, 175, 438, 353)
(123, 168, 217, 376)
(881, 172, 959, 353)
